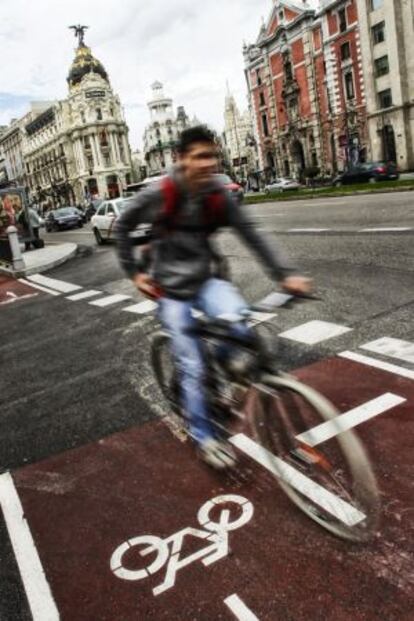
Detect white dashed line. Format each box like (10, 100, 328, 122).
(26, 274, 81, 293)
(360, 337, 414, 365)
(287, 228, 330, 233)
(358, 227, 412, 233)
(230, 434, 366, 526)
(296, 393, 406, 447)
(0, 473, 59, 621)
(339, 351, 414, 380)
(66, 290, 102, 301)
(122, 300, 158, 314)
(224, 594, 260, 621)
(89, 294, 131, 307)
(279, 320, 352, 345)
(18, 278, 61, 296)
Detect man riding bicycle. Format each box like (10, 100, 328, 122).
(116, 126, 311, 469)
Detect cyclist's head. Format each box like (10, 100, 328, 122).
(177, 126, 218, 188)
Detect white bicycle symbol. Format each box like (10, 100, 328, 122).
(110, 494, 254, 596)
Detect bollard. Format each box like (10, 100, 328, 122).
(6, 226, 25, 272)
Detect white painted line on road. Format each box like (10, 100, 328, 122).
(89, 294, 131, 307)
(248, 312, 277, 326)
(27, 274, 81, 293)
(0, 472, 59, 621)
(66, 290, 102, 301)
(287, 228, 330, 233)
(224, 594, 260, 621)
(339, 351, 414, 380)
(360, 337, 414, 365)
(122, 300, 158, 314)
(358, 227, 412, 233)
(279, 320, 352, 345)
(296, 393, 406, 447)
(230, 434, 366, 526)
(18, 278, 61, 296)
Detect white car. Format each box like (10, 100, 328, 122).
(91, 198, 131, 245)
(264, 178, 301, 193)
(91, 197, 152, 246)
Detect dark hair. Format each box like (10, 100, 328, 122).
(177, 125, 216, 155)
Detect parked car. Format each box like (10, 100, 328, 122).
(73, 207, 87, 224)
(45, 207, 83, 232)
(91, 198, 137, 245)
(215, 174, 244, 203)
(264, 178, 301, 193)
(333, 161, 399, 186)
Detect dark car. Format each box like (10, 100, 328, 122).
(334, 161, 399, 186)
(73, 207, 87, 224)
(45, 207, 83, 232)
(215, 174, 244, 203)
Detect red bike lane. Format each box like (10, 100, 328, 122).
(0, 356, 413, 620)
(0, 275, 39, 306)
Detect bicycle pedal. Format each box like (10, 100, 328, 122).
(292, 445, 332, 471)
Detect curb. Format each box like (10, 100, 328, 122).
(245, 185, 414, 205)
(0, 243, 78, 279)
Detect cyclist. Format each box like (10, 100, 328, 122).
(116, 125, 311, 469)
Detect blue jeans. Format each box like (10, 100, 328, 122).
(158, 278, 250, 443)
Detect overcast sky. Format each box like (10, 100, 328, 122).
(0, 0, 318, 150)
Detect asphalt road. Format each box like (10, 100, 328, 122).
(1, 191, 413, 620)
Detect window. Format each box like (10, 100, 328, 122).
(81, 111, 86, 124)
(279, 10, 284, 21)
(341, 42, 351, 61)
(344, 71, 355, 100)
(256, 69, 262, 86)
(372, 21, 385, 44)
(96, 204, 106, 216)
(259, 92, 266, 106)
(374, 55, 389, 77)
(106, 205, 115, 216)
(338, 8, 347, 32)
(96, 108, 103, 121)
(378, 88, 393, 109)
(262, 113, 269, 137)
(371, 0, 383, 10)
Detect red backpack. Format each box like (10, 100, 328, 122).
(156, 176, 227, 234)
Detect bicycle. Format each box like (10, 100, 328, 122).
(151, 292, 380, 542)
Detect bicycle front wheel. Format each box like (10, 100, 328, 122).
(247, 373, 379, 542)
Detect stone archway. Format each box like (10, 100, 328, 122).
(291, 139, 305, 179)
(382, 125, 397, 163)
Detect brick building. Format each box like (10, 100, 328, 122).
(244, 0, 368, 181)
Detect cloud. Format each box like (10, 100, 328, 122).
(0, 0, 319, 148)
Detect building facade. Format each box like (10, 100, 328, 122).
(22, 33, 132, 209)
(244, 0, 368, 181)
(356, 0, 414, 170)
(223, 89, 258, 185)
(143, 82, 198, 176)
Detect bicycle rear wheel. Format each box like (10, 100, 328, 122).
(247, 373, 379, 542)
(151, 331, 181, 414)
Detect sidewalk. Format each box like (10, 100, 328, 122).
(0, 242, 77, 278)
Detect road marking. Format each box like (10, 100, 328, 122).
(89, 294, 131, 307)
(287, 228, 330, 233)
(27, 274, 81, 293)
(123, 300, 158, 314)
(18, 278, 61, 296)
(230, 434, 366, 526)
(224, 594, 260, 621)
(358, 227, 412, 233)
(279, 320, 352, 345)
(66, 290, 102, 301)
(339, 351, 414, 380)
(0, 473, 59, 621)
(248, 312, 277, 326)
(296, 393, 406, 447)
(0, 291, 39, 306)
(360, 337, 414, 365)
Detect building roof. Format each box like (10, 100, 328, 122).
(67, 43, 109, 89)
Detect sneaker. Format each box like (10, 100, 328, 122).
(197, 438, 237, 470)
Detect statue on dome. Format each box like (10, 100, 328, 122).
(69, 25, 89, 47)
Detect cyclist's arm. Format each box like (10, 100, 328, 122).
(226, 196, 298, 281)
(115, 186, 162, 279)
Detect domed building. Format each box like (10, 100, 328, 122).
(23, 27, 133, 208)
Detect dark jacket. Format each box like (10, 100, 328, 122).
(115, 171, 296, 299)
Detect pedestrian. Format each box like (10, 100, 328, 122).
(18, 206, 42, 251)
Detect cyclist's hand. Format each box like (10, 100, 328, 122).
(280, 275, 313, 296)
(133, 273, 161, 300)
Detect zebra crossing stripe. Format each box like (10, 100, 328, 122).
(122, 300, 158, 314)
